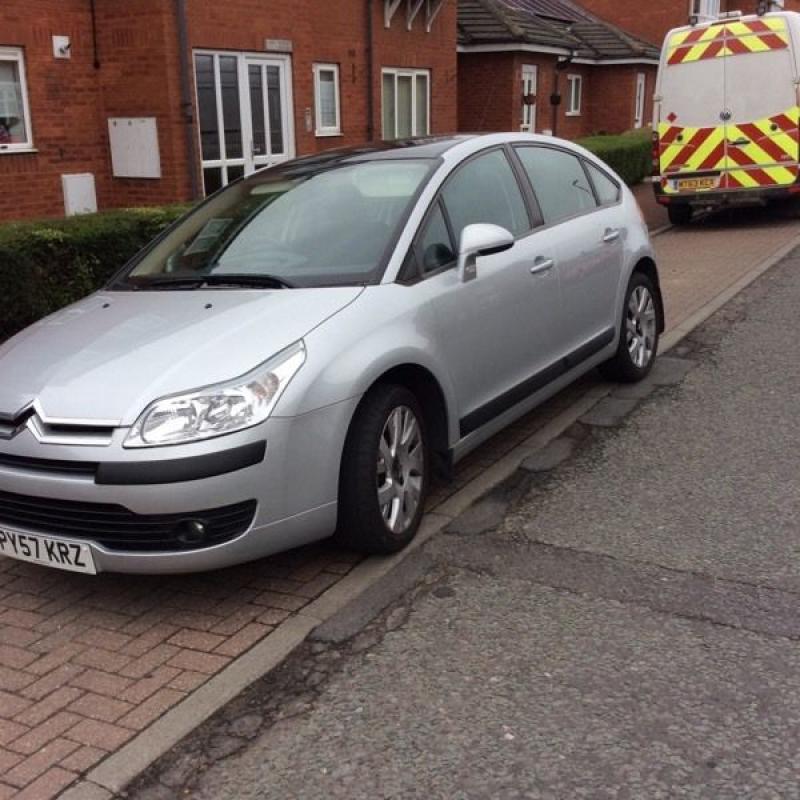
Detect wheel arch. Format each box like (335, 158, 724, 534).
(350, 363, 453, 480)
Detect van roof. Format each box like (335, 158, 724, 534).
(665, 9, 799, 39)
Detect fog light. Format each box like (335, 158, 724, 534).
(176, 519, 208, 546)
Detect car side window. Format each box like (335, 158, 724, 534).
(417, 201, 456, 274)
(585, 161, 621, 206)
(441, 149, 530, 244)
(515, 146, 597, 225)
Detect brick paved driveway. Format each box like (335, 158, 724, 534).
(0, 208, 798, 800)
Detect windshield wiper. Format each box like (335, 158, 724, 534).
(118, 273, 295, 291)
(203, 273, 296, 289)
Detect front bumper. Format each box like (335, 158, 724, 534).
(0, 396, 360, 573)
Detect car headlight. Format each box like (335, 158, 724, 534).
(124, 341, 306, 448)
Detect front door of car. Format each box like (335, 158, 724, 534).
(415, 148, 564, 438)
(514, 145, 624, 357)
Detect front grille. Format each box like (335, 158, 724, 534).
(0, 490, 257, 553)
(0, 453, 98, 478)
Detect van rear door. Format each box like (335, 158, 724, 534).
(658, 16, 799, 196)
(658, 24, 729, 195)
(722, 17, 799, 190)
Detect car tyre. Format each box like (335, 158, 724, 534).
(667, 204, 693, 226)
(335, 384, 429, 554)
(600, 271, 659, 383)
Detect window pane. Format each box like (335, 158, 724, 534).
(0, 59, 27, 144)
(195, 55, 220, 160)
(442, 150, 530, 242)
(397, 75, 413, 138)
(249, 65, 266, 157)
(318, 69, 338, 129)
(418, 202, 454, 273)
(220, 56, 242, 159)
(203, 166, 223, 195)
(267, 66, 284, 154)
(415, 74, 428, 135)
(516, 147, 597, 224)
(586, 162, 620, 206)
(382, 73, 396, 139)
(227, 164, 245, 183)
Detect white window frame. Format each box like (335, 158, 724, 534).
(381, 67, 431, 139)
(193, 49, 295, 194)
(0, 46, 33, 153)
(313, 63, 341, 137)
(691, 0, 721, 19)
(634, 72, 647, 129)
(521, 64, 537, 133)
(566, 74, 582, 117)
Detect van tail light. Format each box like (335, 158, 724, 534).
(652, 131, 661, 177)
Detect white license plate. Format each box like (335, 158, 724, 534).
(0, 527, 97, 574)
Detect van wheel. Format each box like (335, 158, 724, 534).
(335, 385, 429, 554)
(668, 204, 693, 226)
(600, 272, 659, 383)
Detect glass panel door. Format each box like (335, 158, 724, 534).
(195, 51, 294, 195)
(521, 65, 537, 132)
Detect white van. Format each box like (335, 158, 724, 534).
(654, 9, 800, 224)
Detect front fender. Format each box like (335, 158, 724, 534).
(274, 285, 461, 446)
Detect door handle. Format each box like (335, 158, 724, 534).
(728, 137, 750, 147)
(530, 257, 555, 275)
(602, 228, 621, 244)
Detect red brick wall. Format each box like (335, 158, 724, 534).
(0, 0, 457, 221)
(577, 0, 800, 47)
(459, 53, 657, 138)
(0, 0, 109, 221)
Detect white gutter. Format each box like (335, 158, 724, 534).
(457, 43, 659, 65)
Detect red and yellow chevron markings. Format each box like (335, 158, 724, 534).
(658, 107, 800, 193)
(667, 17, 789, 65)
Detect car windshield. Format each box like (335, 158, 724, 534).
(115, 159, 434, 290)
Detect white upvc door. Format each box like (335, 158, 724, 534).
(521, 65, 538, 133)
(194, 51, 295, 195)
(634, 72, 647, 129)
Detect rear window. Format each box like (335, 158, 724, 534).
(515, 146, 597, 225)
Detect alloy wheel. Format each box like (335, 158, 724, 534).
(376, 406, 424, 534)
(626, 285, 657, 369)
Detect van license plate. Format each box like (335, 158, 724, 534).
(0, 528, 97, 574)
(675, 176, 718, 192)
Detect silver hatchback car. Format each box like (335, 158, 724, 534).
(0, 134, 663, 575)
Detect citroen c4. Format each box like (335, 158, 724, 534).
(0, 134, 663, 574)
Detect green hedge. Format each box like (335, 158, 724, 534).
(578, 130, 652, 186)
(0, 205, 188, 343)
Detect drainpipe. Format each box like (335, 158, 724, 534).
(89, 0, 100, 69)
(366, 0, 375, 141)
(175, 0, 201, 200)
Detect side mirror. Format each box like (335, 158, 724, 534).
(457, 224, 515, 283)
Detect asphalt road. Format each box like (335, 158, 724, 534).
(130, 246, 800, 799)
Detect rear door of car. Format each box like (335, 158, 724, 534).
(513, 145, 623, 360)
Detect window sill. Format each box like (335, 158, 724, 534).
(315, 131, 343, 138)
(565, 112, 582, 118)
(0, 147, 38, 155)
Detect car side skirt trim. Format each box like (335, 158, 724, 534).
(459, 327, 615, 438)
(95, 441, 267, 486)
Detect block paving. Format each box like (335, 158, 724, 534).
(0, 213, 799, 799)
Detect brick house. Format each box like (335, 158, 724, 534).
(0, 0, 456, 221)
(458, 0, 660, 139)
(579, 0, 800, 47)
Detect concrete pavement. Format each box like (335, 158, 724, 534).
(128, 242, 800, 798)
